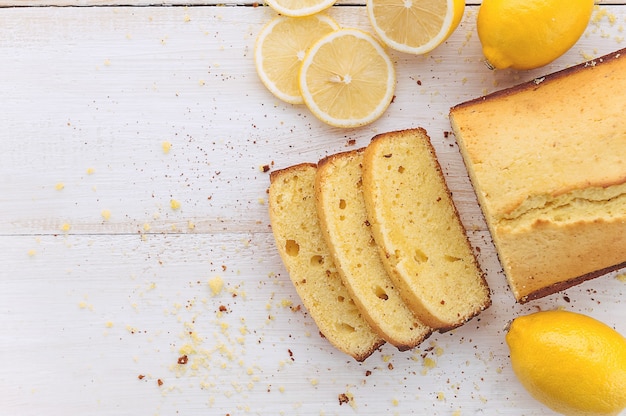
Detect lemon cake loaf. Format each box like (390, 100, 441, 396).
(361, 128, 491, 330)
(268, 163, 384, 361)
(449, 48, 626, 302)
(315, 149, 432, 350)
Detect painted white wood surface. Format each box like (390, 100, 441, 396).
(2, 0, 626, 6)
(1, 4, 625, 416)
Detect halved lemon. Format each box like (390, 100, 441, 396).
(366, 0, 465, 54)
(264, 0, 337, 18)
(298, 28, 396, 128)
(254, 14, 340, 104)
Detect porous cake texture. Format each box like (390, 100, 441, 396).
(268, 163, 384, 361)
(449, 48, 626, 302)
(315, 149, 432, 350)
(361, 128, 491, 330)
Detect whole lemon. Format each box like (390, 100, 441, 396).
(506, 310, 626, 416)
(477, 0, 594, 70)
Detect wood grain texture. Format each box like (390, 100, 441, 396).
(1, 4, 625, 415)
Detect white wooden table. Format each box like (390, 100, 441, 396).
(1, 1, 625, 415)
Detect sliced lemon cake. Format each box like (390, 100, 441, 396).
(449, 48, 626, 302)
(268, 163, 384, 361)
(315, 149, 432, 350)
(361, 128, 491, 330)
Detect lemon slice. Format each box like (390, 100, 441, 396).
(264, 0, 337, 17)
(254, 15, 340, 105)
(298, 28, 396, 128)
(366, 0, 465, 54)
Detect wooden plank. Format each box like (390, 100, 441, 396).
(2, 232, 625, 414)
(1, 0, 626, 6)
(1, 5, 624, 236)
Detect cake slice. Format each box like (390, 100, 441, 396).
(268, 163, 384, 361)
(449, 48, 626, 302)
(315, 149, 432, 351)
(361, 128, 491, 330)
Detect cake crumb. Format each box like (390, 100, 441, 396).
(27, 249, 36, 257)
(86, 167, 95, 175)
(338, 393, 350, 406)
(60, 223, 71, 232)
(101, 209, 111, 221)
(55, 182, 65, 191)
(208, 276, 224, 296)
(162, 141, 172, 154)
(170, 199, 181, 210)
(420, 357, 437, 375)
(616, 273, 626, 283)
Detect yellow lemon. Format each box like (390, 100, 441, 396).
(264, 0, 336, 17)
(506, 310, 626, 416)
(298, 28, 396, 128)
(254, 15, 340, 104)
(477, 0, 594, 70)
(367, 0, 465, 55)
